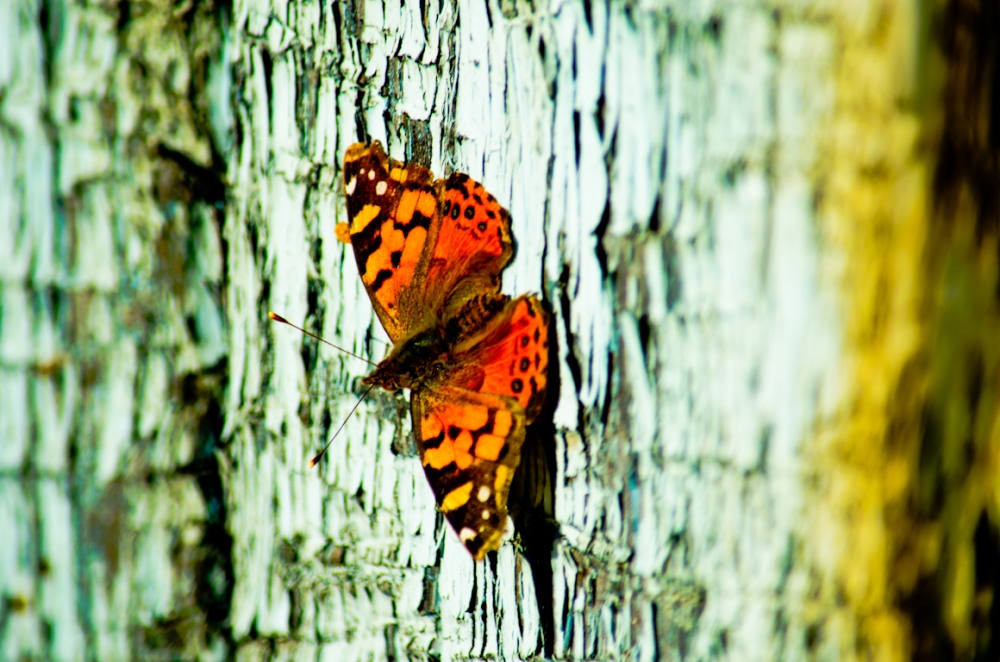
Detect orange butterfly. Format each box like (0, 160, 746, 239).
(337, 141, 549, 559)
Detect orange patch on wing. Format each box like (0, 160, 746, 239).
(423, 443, 454, 470)
(475, 434, 505, 461)
(473, 296, 549, 416)
(395, 190, 422, 227)
(336, 141, 551, 561)
(493, 410, 513, 437)
(455, 450, 474, 470)
(335, 222, 351, 244)
(416, 190, 438, 219)
(456, 404, 489, 430)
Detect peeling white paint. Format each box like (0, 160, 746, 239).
(217, 0, 858, 656)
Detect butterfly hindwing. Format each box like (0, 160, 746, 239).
(411, 387, 526, 559)
(342, 142, 441, 342)
(453, 295, 550, 422)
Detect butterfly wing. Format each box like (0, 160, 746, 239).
(411, 386, 526, 559)
(412, 295, 550, 557)
(342, 142, 441, 342)
(450, 295, 550, 422)
(424, 173, 515, 315)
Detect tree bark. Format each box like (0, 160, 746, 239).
(6, 0, 1000, 660)
(1, 0, 230, 659)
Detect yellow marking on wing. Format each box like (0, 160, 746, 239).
(452, 429, 475, 469)
(494, 465, 510, 492)
(440, 481, 474, 512)
(390, 166, 407, 183)
(475, 434, 505, 462)
(350, 204, 381, 234)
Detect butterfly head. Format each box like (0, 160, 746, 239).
(362, 326, 455, 394)
(360, 362, 403, 392)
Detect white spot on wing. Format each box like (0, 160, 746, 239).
(375, 180, 387, 196)
(459, 527, 477, 542)
(477, 486, 490, 502)
(368, 169, 376, 180)
(481, 510, 490, 519)
(345, 176, 357, 195)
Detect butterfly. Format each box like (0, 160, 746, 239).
(336, 141, 549, 559)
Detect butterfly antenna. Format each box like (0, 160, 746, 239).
(268, 312, 377, 366)
(309, 384, 376, 467)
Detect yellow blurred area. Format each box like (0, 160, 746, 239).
(814, 0, 1000, 658)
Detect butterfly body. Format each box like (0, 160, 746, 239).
(361, 324, 453, 393)
(339, 141, 549, 559)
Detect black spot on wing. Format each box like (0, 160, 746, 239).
(422, 428, 445, 450)
(390, 250, 402, 268)
(469, 409, 497, 448)
(464, 205, 476, 220)
(444, 502, 472, 527)
(445, 173, 471, 196)
(369, 268, 393, 292)
(351, 211, 384, 253)
(463, 537, 485, 556)
(421, 461, 467, 499)
(396, 209, 432, 237)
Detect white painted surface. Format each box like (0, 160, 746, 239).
(221, 0, 849, 658)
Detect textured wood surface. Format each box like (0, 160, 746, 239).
(223, 0, 845, 659)
(5, 0, 1000, 659)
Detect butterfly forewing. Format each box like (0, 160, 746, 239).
(342, 142, 440, 342)
(411, 387, 527, 559)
